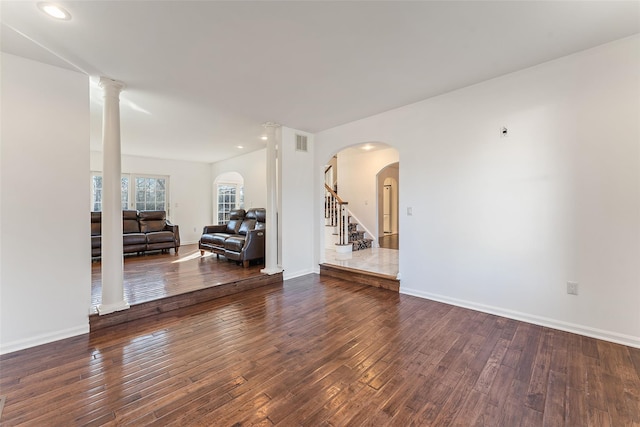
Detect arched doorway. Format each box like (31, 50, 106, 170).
(321, 143, 400, 280)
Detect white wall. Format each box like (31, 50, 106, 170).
(313, 36, 640, 347)
(90, 152, 211, 244)
(211, 148, 267, 213)
(1, 54, 91, 354)
(281, 127, 315, 279)
(337, 147, 399, 240)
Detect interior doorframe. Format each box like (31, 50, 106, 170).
(376, 162, 399, 242)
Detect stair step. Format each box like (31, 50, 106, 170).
(352, 238, 373, 251)
(348, 231, 365, 242)
(319, 264, 399, 292)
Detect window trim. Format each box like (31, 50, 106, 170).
(91, 172, 171, 217)
(215, 181, 244, 225)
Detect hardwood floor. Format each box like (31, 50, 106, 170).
(378, 233, 399, 250)
(2, 274, 639, 425)
(90, 244, 280, 330)
(91, 244, 266, 312)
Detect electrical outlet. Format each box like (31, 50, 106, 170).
(567, 281, 578, 295)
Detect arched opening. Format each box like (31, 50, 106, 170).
(213, 171, 244, 224)
(321, 142, 400, 281)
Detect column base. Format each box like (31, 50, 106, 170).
(335, 243, 353, 254)
(97, 301, 130, 316)
(261, 266, 284, 275)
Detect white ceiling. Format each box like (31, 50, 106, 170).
(1, 1, 638, 163)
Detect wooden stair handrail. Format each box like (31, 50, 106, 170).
(325, 183, 350, 246)
(324, 183, 346, 205)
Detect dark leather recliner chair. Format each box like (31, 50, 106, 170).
(122, 210, 147, 254)
(91, 212, 102, 257)
(139, 210, 180, 253)
(199, 208, 266, 267)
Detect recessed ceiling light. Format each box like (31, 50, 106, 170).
(260, 136, 268, 141)
(38, 2, 71, 20)
(237, 145, 244, 149)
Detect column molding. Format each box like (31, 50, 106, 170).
(261, 122, 283, 275)
(97, 77, 129, 315)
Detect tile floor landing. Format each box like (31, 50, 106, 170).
(323, 247, 399, 278)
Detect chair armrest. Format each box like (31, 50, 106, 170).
(164, 221, 180, 247)
(242, 228, 265, 260)
(202, 224, 226, 234)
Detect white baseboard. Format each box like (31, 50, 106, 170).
(0, 324, 90, 355)
(283, 268, 315, 280)
(400, 287, 640, 349)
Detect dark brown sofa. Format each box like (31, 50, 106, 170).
(199, 208, 265, 267)
(91, 210, 180, 257)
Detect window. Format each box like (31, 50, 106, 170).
(214, 172, 244, 224)
(91, 175, 129, 211)
(91, 175, 102, 212)
(91, 173, 168, 213)
(121, 176, 129, 210)
(216, 183, 244, 224)
(135, 176, 166, 211)
(217, 184, 237, 224)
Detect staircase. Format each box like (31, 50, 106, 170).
(325, 184, 373, 251)
(347, 222, 373, 251)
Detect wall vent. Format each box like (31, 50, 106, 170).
(296, 134, 308, 152)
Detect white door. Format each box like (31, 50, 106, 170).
(383, 185, 392, 233)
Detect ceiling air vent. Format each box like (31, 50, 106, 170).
(296, 134, 308, 152)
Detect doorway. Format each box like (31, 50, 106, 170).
(321, 144, 400, 280)
(377, 163, 399, 249)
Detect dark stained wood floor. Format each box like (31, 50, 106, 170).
(378, 233, 399, 250)
(2, 274, 640, 425)
(91, 244, 266, 313)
